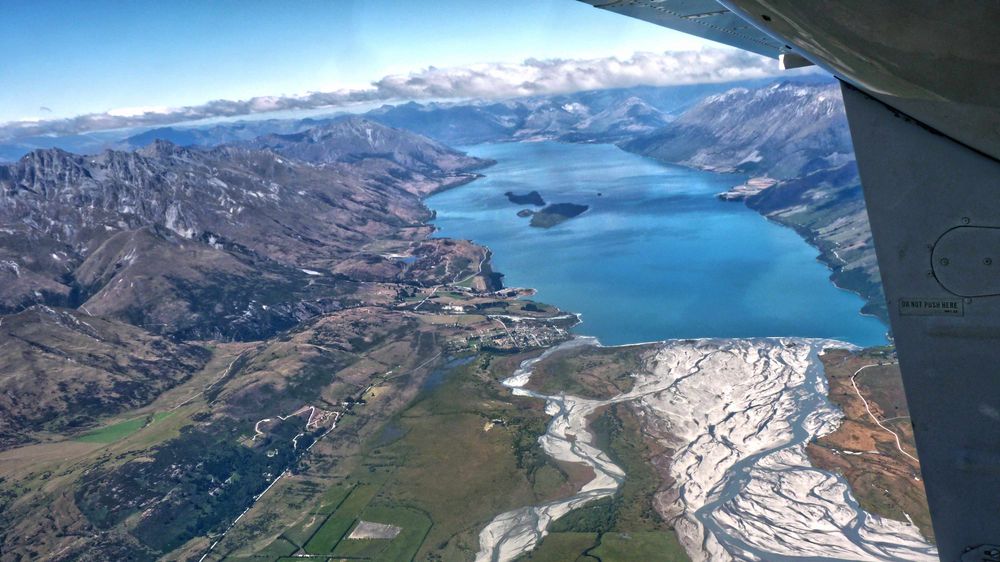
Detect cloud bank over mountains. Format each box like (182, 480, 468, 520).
(372, 49, 779, 99)
(2, 49, 784, 140)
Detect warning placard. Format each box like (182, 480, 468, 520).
(898, 298, 964, 316)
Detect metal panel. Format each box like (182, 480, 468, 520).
(722, 0, 1000, 161)
(843, 82, 1000, 561)
(933, 227, 1000, 298)
(585, 0, 1000, 160)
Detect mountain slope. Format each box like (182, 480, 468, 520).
(621, 80, 852, 178)
(243, 116, 492, 196)
(72, 226, 346, 340)
(367, 96, 670, 145)
(362, 79, 802, 146)
(559, 96, 671, 141)
(0, 123, 493, 337)
(0, 306, 209, 449)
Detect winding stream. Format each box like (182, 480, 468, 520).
(475, 337, 937, 562)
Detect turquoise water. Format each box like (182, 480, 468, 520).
(427, 141, 887, 347)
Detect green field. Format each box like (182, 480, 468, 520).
(294, 484, 432, 560)
(592, 532, 688, 561)
(276, 352, 574, 561)
(76, 412, 173, 443)
(303, 483, 380, 554)
(282, 483, 354, 546)
(239, 537, 297, 559)
(521, 531, 687, 562)
(331, 506, 431, 560)
(520, 532, 597, 561)
(237, 351, 688, 562)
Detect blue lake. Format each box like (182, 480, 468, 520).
(427, 141, 887, 347)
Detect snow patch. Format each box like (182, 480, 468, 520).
(0, 260, 20, 277)
(164, 203, 196, 239)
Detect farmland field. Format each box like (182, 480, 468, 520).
(76, 412, 173, 443)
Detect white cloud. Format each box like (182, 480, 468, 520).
(106, 105, 172, 118)
(0, 49, 786, 140)
(374, 50, 780, 99)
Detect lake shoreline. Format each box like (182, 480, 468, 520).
(622, 149, 889, 327)
(428, 141, 887, 347)
(426, 141, 924, 561)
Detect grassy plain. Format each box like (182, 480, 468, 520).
(76, 412, 173, 443)
(592, 532, 688, 561)
(526, 344, 646, 400)
(332, 506, 431, 560)
(226, 350, 580, 561)
(522, 532, 597, 561)
(357, 353, 583, 560)
(303, 484, 379, 554)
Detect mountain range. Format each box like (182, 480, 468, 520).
(362, 77, 885, 321)
(0, 75, 890, 559)
(0, 78, 887, 446)
(0, 117, 489, 336)
(620, 80, 885, 321)
(0, 117, 491, 449)
(0, 78, 807, 163)
(0, 79, 888, 442)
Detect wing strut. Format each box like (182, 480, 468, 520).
(842, 81, 1000, 561)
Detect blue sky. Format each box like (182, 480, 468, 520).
(0, 0, 713, 123)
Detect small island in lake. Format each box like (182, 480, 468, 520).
(516, 209, 534, 217)
(505, 190, 546, 206)
(529, 203, 589, 228)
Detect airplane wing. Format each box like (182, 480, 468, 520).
(580, 2, 1000, 561)
(578, 0, 784, 59)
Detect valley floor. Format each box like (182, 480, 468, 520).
(0, 127, 924, 561)
(481, 338, 936, 562)
(0, 255, 934, 562)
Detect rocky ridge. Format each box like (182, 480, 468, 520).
(0, 120, 492, 449)
(0, 120, 492, 336)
